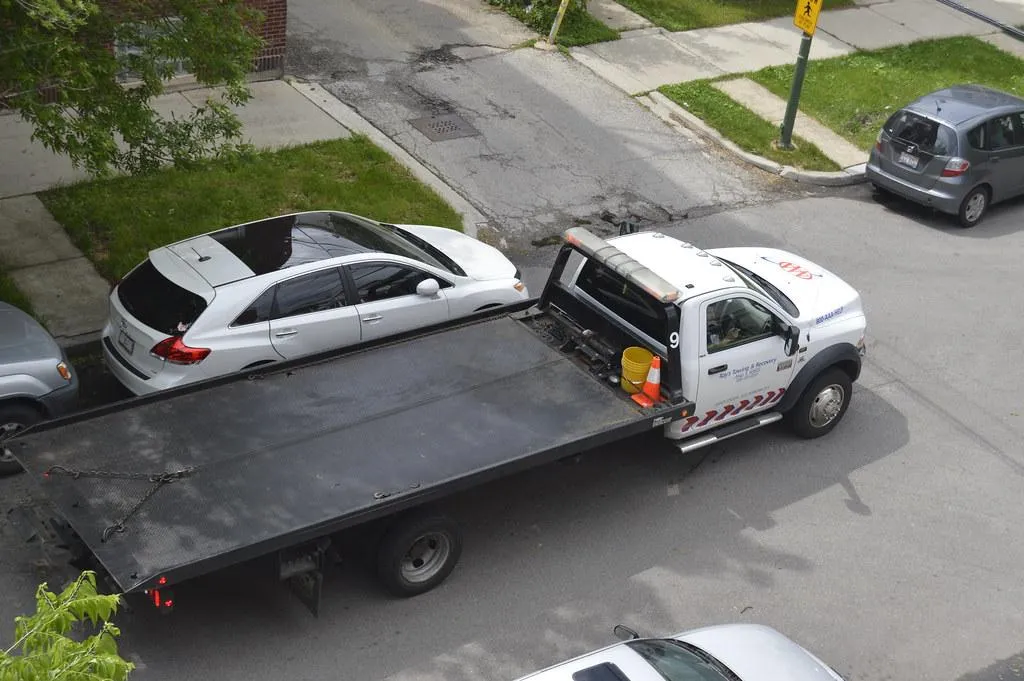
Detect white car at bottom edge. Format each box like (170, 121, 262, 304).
(517, 623, 845, 681)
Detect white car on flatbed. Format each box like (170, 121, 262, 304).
(102, 211, 529, 395)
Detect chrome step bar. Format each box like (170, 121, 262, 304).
(675, 412, 783, 454)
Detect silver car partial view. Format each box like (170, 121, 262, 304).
(516, 623, 845, 681)
(865, 84, 1024, 228)
(0, 303, 79, 476)
(102, 211, 530, 395)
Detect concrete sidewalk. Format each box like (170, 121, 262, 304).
(0, 79, 479, 346)
(574, 0, 1024, 170)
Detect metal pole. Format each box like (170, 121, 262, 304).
(548, 0, 573, 45)
(779, 32, 813, 149)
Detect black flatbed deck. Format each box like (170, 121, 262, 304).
(13, 311, 687, 595)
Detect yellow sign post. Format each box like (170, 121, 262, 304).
(779, 0, 822, 148)
(793, 0, 823, 35)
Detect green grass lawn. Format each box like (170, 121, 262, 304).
(40, 136, 463, 283)
(0, 266, 33, 314)
(749, 36, 1024, 151)
(491, 1, 619, 46)
(618, 0, 852, 31)
(660, 81, 840, 171)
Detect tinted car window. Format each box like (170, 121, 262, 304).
(271, 269, 347, 319)
(349, 263, 434, 303)
(986, 114, 1021, 150)
(118, 259, 207, 335)
(967, 124, 986, 150)
(884, 110, 957, 155)
(575, 260, 667, 342)
(231, 287, 276, 327)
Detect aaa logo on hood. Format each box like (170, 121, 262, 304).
(759, 256, 822, 280)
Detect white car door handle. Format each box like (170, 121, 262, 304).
(362, 315, 383, 322)
(274, 330, 299, 338)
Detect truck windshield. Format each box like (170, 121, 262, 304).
(575, 259, 669, 344)
(715, 258, 800, 318)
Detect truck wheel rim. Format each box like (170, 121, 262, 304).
(401, 532, 451, 584)
(809, 384, 845, 428)
(0, 422, 24, 441)
(965, 193, 985, 222)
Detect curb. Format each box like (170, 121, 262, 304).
(287, 79, 490, 237)
(644, 91, 867, 187)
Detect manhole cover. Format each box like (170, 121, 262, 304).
(408, 113, 480, 142)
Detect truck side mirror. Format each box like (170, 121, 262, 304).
(784, 325, 801, 356)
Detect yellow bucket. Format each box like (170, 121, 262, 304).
(620, 346, 654, 394)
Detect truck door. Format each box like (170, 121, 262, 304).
(685, 295, 797, 435)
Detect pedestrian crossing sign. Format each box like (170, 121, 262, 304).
(794, 0, 822, 34)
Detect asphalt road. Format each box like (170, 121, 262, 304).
(286, 0, 799, 252)
(2, 186, 1022, 681)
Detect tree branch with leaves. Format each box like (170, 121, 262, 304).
(1, 0, 265, 175)
(1, 571, 133, 681)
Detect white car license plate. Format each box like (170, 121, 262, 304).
(117, 330, 136, 355)
(897, 151, 919, 168)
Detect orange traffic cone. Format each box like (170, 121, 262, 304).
(631, 355, 663, 407)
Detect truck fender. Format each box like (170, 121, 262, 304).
(777, 343, 862, 414)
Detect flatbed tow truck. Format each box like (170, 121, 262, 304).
(8, 227, 866, 615)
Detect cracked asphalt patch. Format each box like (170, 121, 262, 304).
(286, 0, 806, 253)
(321, 48, 792, 252)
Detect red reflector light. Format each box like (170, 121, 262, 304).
(152, 589, 161, 607)
(151, 336, 211, 365)
(164, 599, 174, 608)
(158, 576, 167, 585)
(941, 157, 970, 177)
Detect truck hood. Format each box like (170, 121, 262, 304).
(395, 224, 517, 281)
(677, 624, 843, 681)
(710, 247, 862, 326)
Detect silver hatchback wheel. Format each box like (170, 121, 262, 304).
(958, 187, 988, 228)
(964, 193, 985, 222)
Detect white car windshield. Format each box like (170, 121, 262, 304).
(626, 640, 732, 681)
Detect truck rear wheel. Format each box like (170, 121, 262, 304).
(787, 368, 852, 439)
(376, 514, 462, 597)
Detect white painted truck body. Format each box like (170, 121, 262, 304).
(564, 229, 867, 447)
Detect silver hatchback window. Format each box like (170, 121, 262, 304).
(884, 110, 958, 156)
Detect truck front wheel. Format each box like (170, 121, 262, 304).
(376, 514, 463, 597)
(787, 368, 852, 439)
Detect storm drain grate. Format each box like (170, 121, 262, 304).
(408, 113, 480, 141)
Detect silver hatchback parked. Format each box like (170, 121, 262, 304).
(866, 84, 1024, 227)
(0, 302, 79, 476)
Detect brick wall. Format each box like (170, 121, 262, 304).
(247, 0, 287, 79)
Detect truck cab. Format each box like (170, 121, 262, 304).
(552, 228, 867, 447)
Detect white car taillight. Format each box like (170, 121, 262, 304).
(941, 157, 970, 177)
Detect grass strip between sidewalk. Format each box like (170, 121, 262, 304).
(617, 0, 852, 31)
(660, 81, 841, 172)
(749, 37, 1024, 152)
(40, 136, 463, 284)
(0, 266, 33, 314)
(490, 1, 619, 46)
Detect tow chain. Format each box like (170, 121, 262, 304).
(44, 465, 196, 542)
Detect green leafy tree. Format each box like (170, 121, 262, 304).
(0, 571, 133, 681)
(1, 0, 265, 175)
